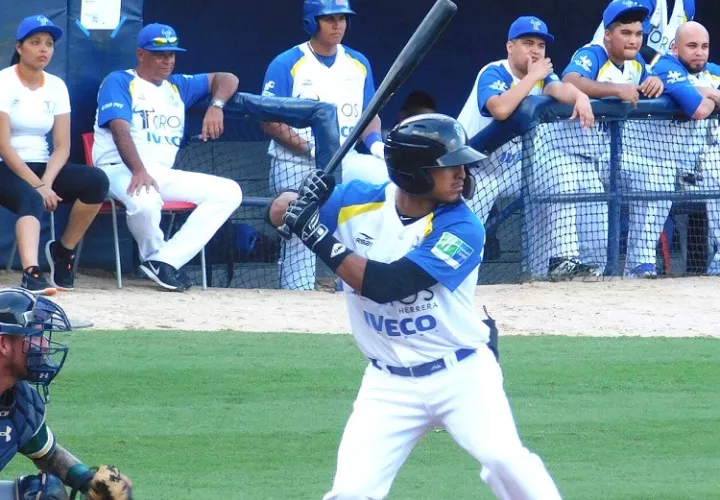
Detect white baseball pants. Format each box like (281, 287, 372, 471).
(100, 163, 242, 270)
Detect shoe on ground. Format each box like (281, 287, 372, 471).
(139, 260, 184, 291)
(21, 266, 57, 296)
(548, 257, 601, 281)
(629, 263, 658, 279)
(176, 269, 195, 291)
(45, 239, 75, 291)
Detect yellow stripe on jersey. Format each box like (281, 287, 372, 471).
(170, 83, 179, 94)
(630, 60, 642, 75)
(290, 55, 309, 79)
(423, 213, 434, 237)
(346, 55, 368, 77)
(597, 59, 614, 80)
(128, 78, 137, 96)
(338, 202, 384, 225)
(25, 427, 55, 460)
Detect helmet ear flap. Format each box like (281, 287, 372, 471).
(463, 169, 476, 199)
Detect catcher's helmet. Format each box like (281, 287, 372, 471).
(0, 287, 70, 402)
(385, 113, 486, 197)
(303, 0, 355, 35)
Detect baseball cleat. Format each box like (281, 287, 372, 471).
(139, 260, 184, 291)
(548, 257, 601, 281)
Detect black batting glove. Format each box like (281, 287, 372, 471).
(298, 170, 336, 206)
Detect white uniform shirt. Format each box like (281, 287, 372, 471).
(319, 181, 490, 366)
(0, 66, 70, 163)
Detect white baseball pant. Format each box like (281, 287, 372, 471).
(100, 163, 242, 270)
(322, 346, 562, 500)
(270, 150, 389, 291)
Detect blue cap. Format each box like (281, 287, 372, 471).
(603, 0, 650, 28)
(16, 15, 63, 41)
(137, 23, 186, 52)
(508, 16, 554, 44)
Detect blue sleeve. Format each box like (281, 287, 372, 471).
(562, 47, 600, 80)
(319, 181, 388, 235)
(477, 66, 511, 117)
(96, 72, 132, 127)
(168, 73, 210, 108)
(406, 217, 485, 292)
(655, 58, 703, 116)
(544, 72, 561, 87)
(362, 62, 376, 112)
(262, 57, 293, 97)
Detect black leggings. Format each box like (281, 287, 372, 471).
(0, 162, 109, 221)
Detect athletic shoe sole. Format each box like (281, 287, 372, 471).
(138, 263, 182, 291)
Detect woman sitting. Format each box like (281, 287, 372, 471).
(0, 15, 109, 295)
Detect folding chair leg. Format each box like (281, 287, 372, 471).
(201, 248, 207, 290)
(111, 201, 123, 289)
(166, 213, 176, 241)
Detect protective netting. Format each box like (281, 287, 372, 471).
(471, 116, 720, 284)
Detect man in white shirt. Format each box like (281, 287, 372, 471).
(93, 23, 242, 291)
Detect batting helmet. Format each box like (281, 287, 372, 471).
(385, 113, 485, 197)
(303, 0, 355, 35)
(0, 287, 70, 402)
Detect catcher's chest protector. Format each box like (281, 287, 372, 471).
(0, 382, 46, 470)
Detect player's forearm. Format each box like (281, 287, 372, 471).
(562, 73, 622, 99)
(696, 87, 720, 108)
(360, 116, 381, 140)
(261, 122, 312, 156)
(691, 98, 716, 120)
(209, 72, 239, 103)
(109, 122, 147, 174)
(545, 81, 587, 106)
(486, 77, 539, 120)
(33, 445, 95, 493)
(268, 191, 299, 226)
(335, 253, 366, 292)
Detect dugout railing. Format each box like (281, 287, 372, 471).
(178, 94, 720, 289)
(470, 96, 720, 283)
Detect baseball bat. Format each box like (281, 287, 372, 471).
(277, 0, 458, 238)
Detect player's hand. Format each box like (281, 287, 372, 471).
(615, 84, 640, 107)
(298, 170, 336, 206)
(283, 197, 329, 251)
(570, 95, 595, 129)
(527, 56, 553, 82)
(638, 76, 664, 99)
(200, 106, 224, 141)
(35, 184, 62, 212)
(127, 169, 159, 197)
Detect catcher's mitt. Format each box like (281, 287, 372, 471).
(70, 466, 132, 500)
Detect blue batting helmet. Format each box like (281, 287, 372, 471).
(0, 287, 70, 403)
(303, 0, 355, 35)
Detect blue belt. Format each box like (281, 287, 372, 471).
(370, 348, 476, 378)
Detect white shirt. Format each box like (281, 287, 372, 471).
(0, 66, 70, 163)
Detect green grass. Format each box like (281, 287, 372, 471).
(2, 333, 718, 499)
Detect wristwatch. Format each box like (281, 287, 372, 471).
(211, 99, 225, 109)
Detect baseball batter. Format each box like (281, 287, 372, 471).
(652, 22, 720, 274)
(0, 287, 132, 499)
(268, 114, 562, 499)
(261, 0, 388, 290)
(458, 16, 600, 279)
(93, 23, 242, 292)
(562, 0, 667, 278)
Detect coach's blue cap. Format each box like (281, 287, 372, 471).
(16, 15, 63, 41)
(137, 23, 186, 52)
(508, 16, 554, 44)
(603, 0, 650, 28)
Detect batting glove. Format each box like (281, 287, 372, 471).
(298, 170, 336, 206)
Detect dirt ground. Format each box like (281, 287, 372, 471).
(3, 271, 717, 337)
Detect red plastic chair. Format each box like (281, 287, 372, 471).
(77, 132, 207, 289)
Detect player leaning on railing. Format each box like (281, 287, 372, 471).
(652, 21, 720, 274)
(267, 114, 562, 499)
(0, 288, 132, 499)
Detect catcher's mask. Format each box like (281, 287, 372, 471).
(0, 287, 70, 403)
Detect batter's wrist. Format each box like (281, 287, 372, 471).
(310, 231, 353, 272)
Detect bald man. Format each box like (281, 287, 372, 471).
(652, 21, 720, 274)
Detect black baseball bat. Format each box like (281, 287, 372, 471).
(276, 0, 457, 238)
(323, 0, 458, 174)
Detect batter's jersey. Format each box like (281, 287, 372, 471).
(0, 382, 56, 471)
(262, 43, 375, 159)
(92, 70, 209, 169)
(318, 181, 490, 366)
(457, 59, 561, 139)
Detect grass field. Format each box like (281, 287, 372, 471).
(2, 332, 718, 499)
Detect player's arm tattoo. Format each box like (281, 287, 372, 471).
(208, 72, 239, 103)
(109, 120, 147, 174)
(32, 444, 83, 480)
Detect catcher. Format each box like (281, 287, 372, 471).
(0, 287, 132, 499)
